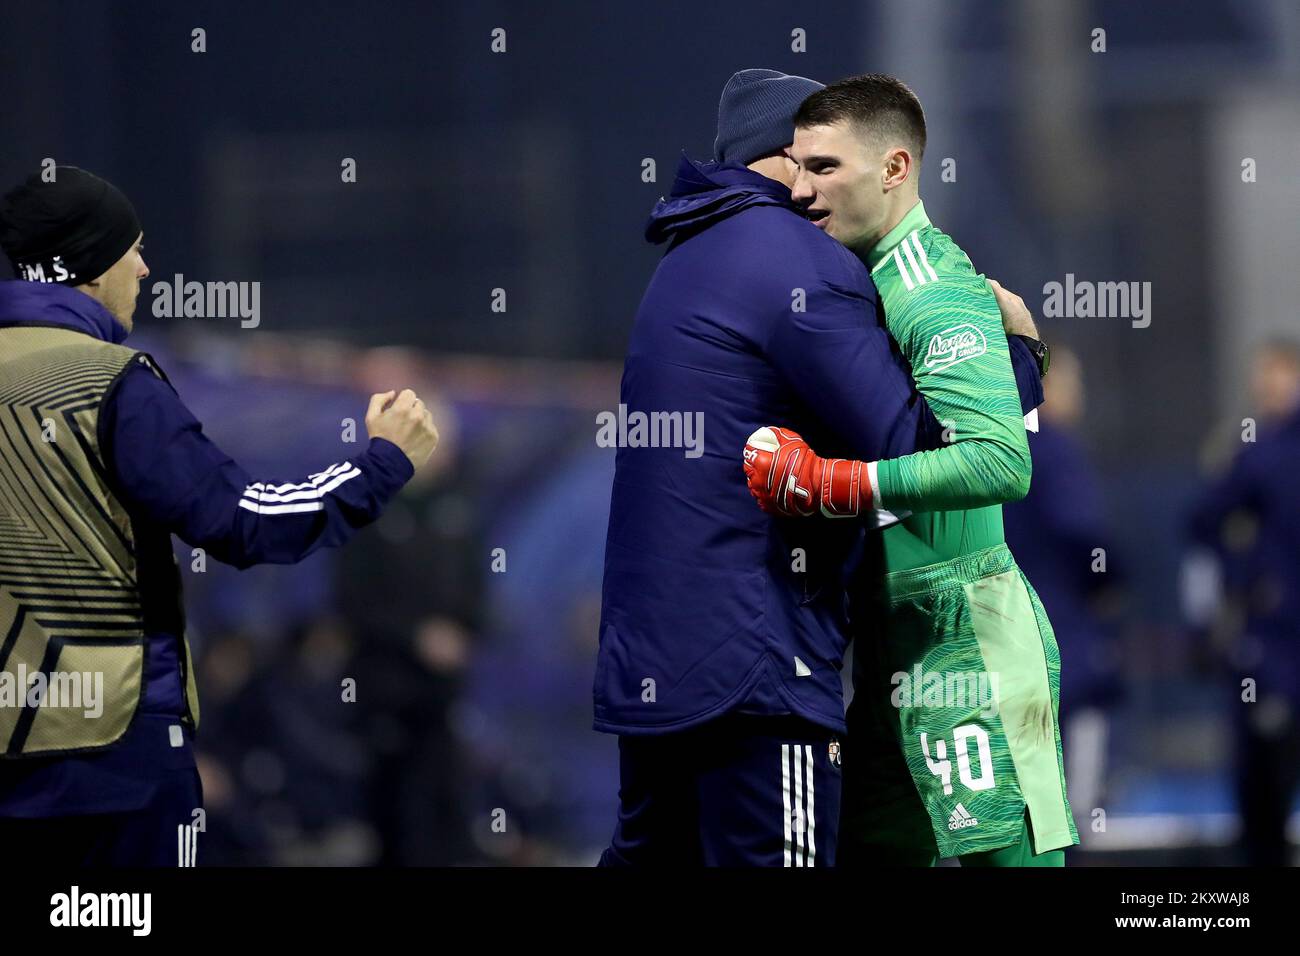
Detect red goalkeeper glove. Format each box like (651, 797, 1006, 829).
(742, 426, 873, 518)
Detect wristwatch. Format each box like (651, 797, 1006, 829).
(1015, 336, 1050, 379)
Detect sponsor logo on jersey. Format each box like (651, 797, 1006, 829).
(948, 802, 979, 831)
(923, 324, 987, 371)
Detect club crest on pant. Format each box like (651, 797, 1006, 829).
(828, 738, 841, 767)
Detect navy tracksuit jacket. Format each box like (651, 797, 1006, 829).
(0, 280, 412, 860)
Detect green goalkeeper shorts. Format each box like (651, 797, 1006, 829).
(841, 543, 1078, 861)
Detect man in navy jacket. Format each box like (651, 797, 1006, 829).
(595, 70, 1046, 866)
(1187, 338, 1300, 866)
(0, 166, 438, 865)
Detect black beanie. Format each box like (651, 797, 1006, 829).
(0, 166, 141, 285)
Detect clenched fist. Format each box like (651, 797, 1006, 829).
(366, 389, 439, 469)
(742, 426, 871, 518)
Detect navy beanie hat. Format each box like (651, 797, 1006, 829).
(713, 68, 825, 165)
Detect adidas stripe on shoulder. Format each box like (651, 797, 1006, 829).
(886, 230, 940, 291)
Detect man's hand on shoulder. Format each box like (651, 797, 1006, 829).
(988, 278, 1039, 339)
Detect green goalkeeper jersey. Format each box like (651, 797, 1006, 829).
(865, 201, 1033, 572)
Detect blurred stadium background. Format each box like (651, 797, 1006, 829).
(2, 0, 1297, 864)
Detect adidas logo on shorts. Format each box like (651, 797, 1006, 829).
(947, 803, 979, 831)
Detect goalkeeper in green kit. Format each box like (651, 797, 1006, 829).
(743, 74, 1077, 866)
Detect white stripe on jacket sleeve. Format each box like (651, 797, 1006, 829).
(238, 462, 362, 514)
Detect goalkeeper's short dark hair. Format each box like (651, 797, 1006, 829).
(795, 73, 927, 164)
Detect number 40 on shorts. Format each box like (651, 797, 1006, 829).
(920, 724, 995, 796)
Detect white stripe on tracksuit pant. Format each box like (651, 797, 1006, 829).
(782, 743, 816, 866)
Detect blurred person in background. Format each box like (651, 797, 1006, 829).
(195, 618, 381, 865)
(220, 615, 376, 865)
(1187, 337, 1300, 866)
(340, 356, 482, 865)
(0, 166, 439, 866)
(192, 631, 275, 864)
(1003, 346, 1126, 835)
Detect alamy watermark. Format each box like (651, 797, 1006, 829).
(50, 886, 150, 936)
(1042, 274, 1151, 328)
(596, 404, 704, 459)
(0, 665, 103, 718)
(891, 665, 1000, 718)
(151, 273, 260, 328)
